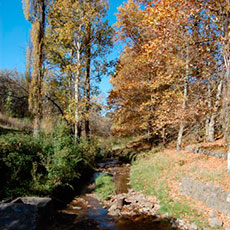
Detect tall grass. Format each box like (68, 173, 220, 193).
(0, 112, 32, 130)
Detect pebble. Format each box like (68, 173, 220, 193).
(208, 217, 223, 228)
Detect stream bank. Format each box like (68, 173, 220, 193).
(53, 159, 174, 230)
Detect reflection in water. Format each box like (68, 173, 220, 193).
(54, 160, 173, 230)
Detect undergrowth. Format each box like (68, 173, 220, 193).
(0, 122, 99, 199)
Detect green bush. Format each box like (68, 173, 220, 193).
(0, 133, 44, 197)
(0, 122, 98, 198)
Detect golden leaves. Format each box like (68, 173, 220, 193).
(22, 0, 31, 21)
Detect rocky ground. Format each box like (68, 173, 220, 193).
(101, 189, 200, 230)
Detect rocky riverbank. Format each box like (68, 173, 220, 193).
(1, 155, 224, 230)
(94, 160, 201, 230)
(54, 160, 175, 230)
(102, 189, 199, 230)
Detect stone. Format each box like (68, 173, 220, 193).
(0, 197, 53, 230)
(209, 217, 223, 228)
(190, 223, 198, 230)
(226, 193, 230, 203)
(181, 176, 230, 215)
(116, 198, 125, 209)
(209, 211, 218, 218)
(0, 203, 37, 230)
(185, 145, 194, 152)
(161, 213, 169, 218)
(108, 203, 120, 216)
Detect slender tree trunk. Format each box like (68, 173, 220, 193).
(225, 45, 230, 171)
(222, 3, 230, 171)
(74, 41, 81, 142)
(206, 80, 223, 142)
(177, 46, 189, 151)
(205, 81, 212, 141)
(85, 24, 91, 138)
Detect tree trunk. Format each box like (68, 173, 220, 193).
(74, 40, 81, 142)
(222, 3, 230, 171)
(223, 7, 230, 144)
(177, 46, 189, 152)
(205, 81, 212, 141)
(85, 23, 91, 138)
(206, 80, 223, 142)
(33, 115, 41, 136)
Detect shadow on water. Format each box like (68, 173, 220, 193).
(53, 159, 175, 230)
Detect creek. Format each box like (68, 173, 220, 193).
(53, 159, 173, 230)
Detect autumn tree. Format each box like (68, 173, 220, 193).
(23, 0, 47, 135)
(46, 0, 113, 140)
(110, 0, 191, 143)
(109, 0, 228, 151)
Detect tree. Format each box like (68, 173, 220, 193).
(0, 69, 29, 118)
(46, 0, 113, 140)
(23, 0, 47, 136)
(110, 0, 225, 151)
(110, 0, 190, 141)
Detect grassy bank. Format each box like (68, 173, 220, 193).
(95, 174, 116, 200)
(130, 148, 229, 229)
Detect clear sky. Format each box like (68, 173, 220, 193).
(0, 0, 125, 95)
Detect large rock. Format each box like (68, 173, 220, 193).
(0, 197, 53, 230)
(185, 145, 226, 159)
(181, 177, 230, 215)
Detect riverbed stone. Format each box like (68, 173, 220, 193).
(108, 203, 121, 216)
(107, 190, 159, 218)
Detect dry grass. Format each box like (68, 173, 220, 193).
(0, 112, 32, 131)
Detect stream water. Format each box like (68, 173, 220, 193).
(54, 160, 173, 230)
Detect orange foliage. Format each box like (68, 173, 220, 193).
(109, 0, 223, 140)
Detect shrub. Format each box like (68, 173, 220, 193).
(0, 122, 99, 198)
(0, 134, 44, 197)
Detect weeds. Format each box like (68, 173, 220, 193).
(95, 174, 116, 200)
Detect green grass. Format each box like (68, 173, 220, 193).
(130, 151, 212, 229)
(95, 174, 116, 200)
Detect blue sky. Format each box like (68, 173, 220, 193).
(0, 0, 125, 95)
